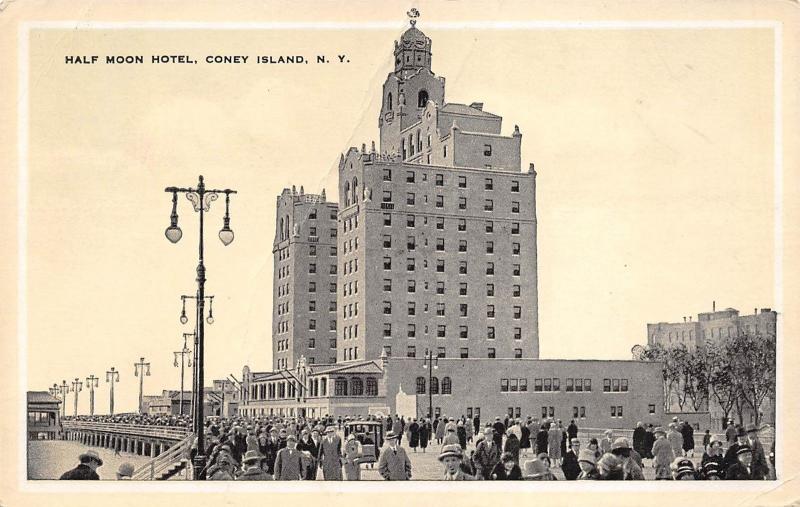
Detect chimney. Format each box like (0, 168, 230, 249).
(713, 300, 716, 312)
(469, 102, 484, 111)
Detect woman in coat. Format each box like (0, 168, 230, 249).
(457, 422, 468, 450)
(536, 423, 549, 455)
(408, 419, 420, 451)
(503, 432, 521, 465)
(419, 419, 430, 453)
(435, 418, 446, 444)
(520, 423, 531, 454)
(548, 423, 562, 465)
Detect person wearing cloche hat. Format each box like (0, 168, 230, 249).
(115, 462, 135, 480)
(651, 426, 675, 480)
(523, 457, 556, 480)
(610, 437, 644, 480)
(377, 431, 412, 480)
(577, 449, 599, 480)
(60, 449, 103, 480)
(237, 450, 272, 481)
(439, 444, 474, 480)
(700, 433, 725, 479)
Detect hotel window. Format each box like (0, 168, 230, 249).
(436, 303, 446, 316)
(329, 338, 337, 348)
(534, 379, 542, 392)
(553, 378, 560, 391)
(459, 261, 468, 274)
(435, 195, 444, 208)
(513, 306, 522, 319)
(513, 286, 522, 299)
(436, 281, 445, 295)
(335, 378, 348, 396)
(407, 193, 415, 205)
(309, 245, 317, 256)
(407, 280, 416, 293)
(408, 324, 416, 338)
(383, 168, 392, 181)
(408, 302, 416, 316)
(486, 221, 494, 233)
(648, 404, 656, 414)
(382, 191, 392, 203)
(309, 226, 317, 236)
(436, 259, 445, 273)
(603, 379, 611, 392)
(510, 379, 518, 392)
(483, 144, 492, 156)
(544, 378, 552, 391)
(514, 328, 522, 340)
(309, 319, 316, 330)
(459, 326, 468, 339)
(332, 245, 338, 255)
(514, 348, 522, 358)
(330, 264, 337, 274)
(330, 282, 337, 293)
(416, 377, 426, 394)
(512, 243, 520, 255)
(486, 241, 494, 254)
(437, 325, 446, 338)
(458, 176, 467, 188)
(580, 407, 586, 418)
(485, 178, 493, 190)
(459, 283, 468, 296)
(407, 258, 416, 272)
(309, 300, 316, 312)
(585, 379, 592, 392)
(487, 305, 495, 318)
(541, 407, 548, 418)
(383, 279, 392, 292)
(511, 180, 519, 192)
(329, 320, 336, 331)
(487, 327, 495, 340)
(511, 222, 520, 234)
(309, 209, 317, 220)
(486, 262, 495, 275)
(436, 238, 445, 251)
(484, 199, 494, 211)
(436, 217, 445, 230)
(460, 347, 469, 359)
(437, 346, 446, 358)
(309, 282, 316, 293)
(575, 378, 583, 392)
(407, 214, 415, 228)
(383, 214, 392, 226)
(458, 197, 467, 210)
(511, 201, 520, 213)
(435, 173, 444, 186)
(407, 345, 416, 358)
(621, 379, 629, 392)
(488, 348, 496, 358)
(612, 379, 620, 392)
(520, 379, 528, 392)
(407, 236, 415, 251)
(459, 303, 468, 317)
(487, 284, 495, 297)
(383, 323, 391, 337)
(406, 171, 415, 183)
(308, 338, 315, 349)
(382, 301, 392, 315)
(501, 379, 509, 392)
(459, 240, 467, 252)
(458, 219, 466, 232)
(513, 264, 521, 276)
(441, 377, 452, 394)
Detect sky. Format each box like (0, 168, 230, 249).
(25, 24, 775, 414)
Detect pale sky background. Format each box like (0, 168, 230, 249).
(25, 25, 775, 415)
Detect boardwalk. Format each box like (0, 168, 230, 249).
(28, 440, 154, 480)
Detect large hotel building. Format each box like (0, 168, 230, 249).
(242, 18, 665, 425)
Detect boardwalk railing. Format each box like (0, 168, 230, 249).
(62, 420, 190, 441)
(131, 433, 194, 481)
(577, 425, 774, 449)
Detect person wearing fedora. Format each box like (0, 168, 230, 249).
(377, 431, 412, 480)
(237, 450, 272, 481)
(651, 427, 675, 480)
(745, 423, 769, 480)
(723, 425, 748, 474)
(60, 450, 103, 480)
(473, 427, 501, 480)
(440, 444, 475, 480)
(319, 426, 343, 480)
(274, 434, 304, 480)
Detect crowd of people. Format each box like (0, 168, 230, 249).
(59, 412, 775, 481)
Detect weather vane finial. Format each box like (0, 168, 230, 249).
(407, 8, 420, 27)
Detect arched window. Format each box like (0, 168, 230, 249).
(344, 181, 351, 207)
(351, 378, 364, 396)
(279, 217, 285, 240)
(442, 376, 452, 394)
(415, 376, 426, 394)
(285, 215, 290, 239)
(320, 378, 327, 396)
(387, 92, 393, 111)
(409, 134, 414, 156)
(334, 377, 348, 396)
(416, 129, 422, 152)
(365, 377, 378, 396)
(352, 177, 358, 204)
(418, 90, 429, 108)
(430, 376, 439, 395)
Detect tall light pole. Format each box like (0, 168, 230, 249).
(71, 378, 83, 416)
(134, 357, 151, 414)
(59, 380, 69, 418)
(422, 349, 438, 420)
(164, 175, 237, 480)
(178, 294, 214, 423)
(85, 375, 99, 416)
(106, 367, 120, 415)
(174, 332, 194, 416)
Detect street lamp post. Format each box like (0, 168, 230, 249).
(164, 175, 237, 480)
(422, 348, 438, 420)
(178, 294, 214, 424)
(174, 332, 194, 416)
(71, 378, 83, 416)
(134, 357, 151, 414)
(85, 375, 99, 416)
(59, 380, 69, 418)
(106, 367, 120, 415)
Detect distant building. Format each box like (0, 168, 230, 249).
(647, 306, 777, 351)
(142, 385, 235, 417)
(27, 391, 62, 440)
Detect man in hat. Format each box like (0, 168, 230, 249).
(672, 458, 698, 480)
(723, 425, 748, 473)
(725, 419, 737, 445)
(237, 450, 272, 480)
(377, 431, 412, 480)
(561, 438, 581, 480)
(274, 434, 304, 480)
(632, 422, 647, 459)
(651, 427, 675, 480)
(725, 445, 756, 480)
(263, 427, 281, 475)
(577, 449, 600, 480)
(473, 427, 501, 480)
(745, 423, 768, 480)
(318, 426, 343, 480)
(667, 423, 683, 457)
(611, 437, 644, 480)
(116, 462, 134, 480)
(492, 417, 506, 448)
(60, 449, 103, 480)
(439, 444, 474, 480)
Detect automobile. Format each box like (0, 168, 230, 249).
(344, 420, 384, 465)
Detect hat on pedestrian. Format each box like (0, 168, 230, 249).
(610, 437, 631, 453)
(385, 431, 400, 441)
(604, 429, 613, 436)
(709, 434, 725, 447)
(674, 458, 695, 479)
(736, 426, 747, 438)
(324, 426, 336, 434)
(117, 462, 134, 478)
(79, 450, 103, 466)
(242, 450, 264, 464)
(523, 459, 550, 479)
(286, 434, 297, 442)
(578, 449, 596, 465)
(672, 416, 679, 422)
(438, 444, 463, 461)
(495, 416, 501, 421)
(736, 445, 752, 456)
(703, 461, 721, 478)
(445, 422, 456, 432)
(570, 438, 580, 445)
(653, 426, 666, 436)
(745, 423, 758, 434)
